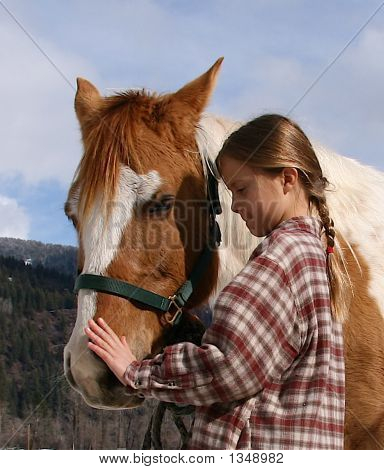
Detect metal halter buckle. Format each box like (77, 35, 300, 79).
(165, 295, 183, 325)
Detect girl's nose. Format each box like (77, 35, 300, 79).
(231, 199, 243, 217)
(231, 198, 239, 214)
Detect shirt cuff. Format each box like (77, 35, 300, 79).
(124, 360, 151, 391)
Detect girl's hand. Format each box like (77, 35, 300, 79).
(84, 317, 137, 386)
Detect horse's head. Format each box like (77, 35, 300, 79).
(63, 59, 223, 409)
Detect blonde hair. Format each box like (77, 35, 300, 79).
(216, 114, 351, 322)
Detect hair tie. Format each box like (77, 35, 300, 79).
(326, 246, 334, 254)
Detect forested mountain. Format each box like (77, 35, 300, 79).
(0, 237, 77, 276)
(0, 252, 201, 449)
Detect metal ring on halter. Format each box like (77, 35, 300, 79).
(165, 295, 184, 325)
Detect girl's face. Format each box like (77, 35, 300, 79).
(219, 155, 309, 237)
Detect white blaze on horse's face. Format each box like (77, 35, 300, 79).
(81, 167, 162, 284)
(64, 166, 161, 408)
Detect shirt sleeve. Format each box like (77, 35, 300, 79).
(124, 256, 302, 406)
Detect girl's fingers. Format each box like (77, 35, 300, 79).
(85, 326, 110, 351)
(87, 340, 111, 362)
(96, 317, 120, 342)
(87, 318, 117, 347)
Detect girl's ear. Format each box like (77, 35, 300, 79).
(282, 168, 299, 194)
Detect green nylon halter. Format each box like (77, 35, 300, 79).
(74, 160, 222, 326)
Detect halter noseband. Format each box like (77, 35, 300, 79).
(74, 159, 222, 327)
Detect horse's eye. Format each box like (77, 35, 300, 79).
(148, 195, 175, 215)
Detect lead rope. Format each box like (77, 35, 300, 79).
(141, 402, 195, 450)
(141, 312, 206, 449)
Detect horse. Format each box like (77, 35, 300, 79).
(63, 58, 384, 449)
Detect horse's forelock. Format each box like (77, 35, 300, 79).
(75, 90, 164, 224)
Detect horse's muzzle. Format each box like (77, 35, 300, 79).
(64, 347, 144, 409)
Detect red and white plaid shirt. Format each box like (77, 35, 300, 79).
(125, 216, 345, 449)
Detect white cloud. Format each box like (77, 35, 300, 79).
(0, 195, 30, 239)
(216, 24, 384, 170)
(0, 15, 99, 186)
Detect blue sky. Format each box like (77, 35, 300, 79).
(1, 0, 384, 246)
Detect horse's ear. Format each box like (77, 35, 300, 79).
(170, 57, 223, 116)
(75, 78, 102, 123)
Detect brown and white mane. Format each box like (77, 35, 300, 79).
(64, 59, 384, 448)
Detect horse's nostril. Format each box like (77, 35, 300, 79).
(65, 351, 71, 371)
(65, 352, 78, 390)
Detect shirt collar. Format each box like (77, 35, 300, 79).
(250, 216, 323, 261)
(270, 215, 323, 239)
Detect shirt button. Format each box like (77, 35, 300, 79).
(303, 402, 307, 407)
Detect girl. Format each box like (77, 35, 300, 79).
(84, 114, 348, 450)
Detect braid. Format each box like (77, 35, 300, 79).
(309, 176, 351, 322)
(308, 175, 335, 253)
(317, 196, 335, 253)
